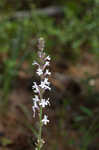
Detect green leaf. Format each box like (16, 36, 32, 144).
(1, 138, 12, 146)
(75, 116, 85, 122)
(80, 106, 93, 117)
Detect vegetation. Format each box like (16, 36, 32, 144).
(0, 0, 99, 150)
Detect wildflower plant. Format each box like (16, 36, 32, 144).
(32, 37, 51, 150)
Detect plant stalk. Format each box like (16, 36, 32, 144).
(37, 106, 43, 150)
(36, 88, 44, 150)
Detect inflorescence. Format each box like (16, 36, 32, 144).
(32, 37, 51, 149)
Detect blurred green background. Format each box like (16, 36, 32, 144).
(0, 0, 99, 150)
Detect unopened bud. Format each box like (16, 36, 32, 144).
(38, 37, 45, 51)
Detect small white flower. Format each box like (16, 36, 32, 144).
(39, 80, 51, 91)
(45, 69, 51, 76)
(33, 101, 38, 108)
(32, 96, 40, 117)
(39, 81, 46, 89)
(42, 115, 49, 125)
(32, 82, 40, 93)
(32, 95, 40, 103)
(44, 78, 50, 86)
(32, 102, 39, 118)
(44, 85, 51, 90)
(39, 99, 47, 108)
(32, 61, 39, 66)
(39, 98, 50, 108)
(43, 61, 50, 70)
(32, 106, 36, 117)
(36, 68, 43, 76)
(45, 56, 51, 61)
(45, 61, 50, 66)
(46, 98, 50, 105)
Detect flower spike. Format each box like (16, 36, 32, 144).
(32, 37, 51, 149)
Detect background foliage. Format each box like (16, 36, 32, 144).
(0, 0, 99, 150)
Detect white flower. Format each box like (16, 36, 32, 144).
(32, 61, 39, 66)
(46, 98, 50, 105)
(32, 95, 40, 103)
(32, 82, 40, 93)
(36, 68, 43, 76)
(45, 56, 51, 61)
(39, 80, 51, 91)
(32, 95, 40, 117)
(39, 81, 46, 89)
(39, 98, 50, 108)
(44, 78, 50, 86)
(43, 61, 50, 69)
(42, 115, 49, 125)
(32, 106, 37, 118)
(45, 61, 50, 66)
(32, 102, 39, 118)
(33, 101, 38, 108)
(32, 106, 35, 117)
(44, 85, 51, 90)
(39, 99, 47, 108)
(45, 69, 51, 76)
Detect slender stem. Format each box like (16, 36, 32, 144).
(37, 106, 43, 150)
(37, 89, 44, 150)
(39, 106, 43, 139)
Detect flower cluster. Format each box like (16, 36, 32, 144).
(32, 38, 51, 126)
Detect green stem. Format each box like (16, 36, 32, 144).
(37, 89, 44, 150)
(37, 106, 43, 150)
